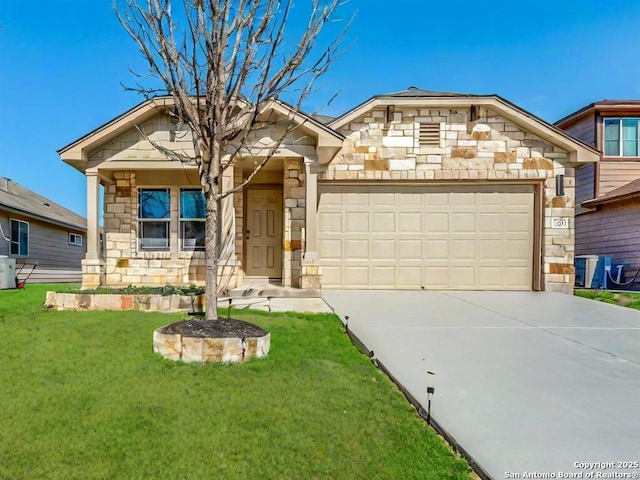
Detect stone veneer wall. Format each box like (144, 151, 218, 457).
(83, 170, 241, 290)
(325, 106, 576, 293)
(283, 158, 305, 287)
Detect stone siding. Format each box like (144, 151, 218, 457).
(82, 170, 240, 291)
(283, 158, 305, 287)
(326, 107, 576, 293)
(88, 115, 195, 162)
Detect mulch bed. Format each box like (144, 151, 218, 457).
(161, 319, 269, 338)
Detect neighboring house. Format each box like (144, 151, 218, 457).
(555, 101, 640, 282)
(58, 88, 598, 294)
(0, 177, 87, 283)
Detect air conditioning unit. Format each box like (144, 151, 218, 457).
(575, 255, 621, 289)
(0, 256, 16, 289)
(575, 255, 599, 288)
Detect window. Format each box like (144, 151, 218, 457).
(138, 189, 170, 249)
(180, 189, 206, 250)
(69, 233, 83, 246)
(604, 118, 640, 157)
(10, 219, 28, 256)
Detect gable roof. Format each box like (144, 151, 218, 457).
(555, 100, 640, 128)
(582, 178, 640, 208)
(329, 86, 599, 165)
(0, 177, 86, 231)
(59, 96, 345, 172)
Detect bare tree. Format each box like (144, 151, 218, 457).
(115, 0, 350, 320)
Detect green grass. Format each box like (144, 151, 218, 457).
(0, 285, 471, 480)
(575, 289, 640, 310)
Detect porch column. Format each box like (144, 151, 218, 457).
(301, 157, 321, 289)
(86, 170, 100, 260)
(303, 157, 318, 259)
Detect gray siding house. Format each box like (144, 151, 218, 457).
(556, 101, 640, 284)
(0, 177, 87, 283)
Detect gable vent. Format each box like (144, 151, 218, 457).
(419, 123, 440, 147)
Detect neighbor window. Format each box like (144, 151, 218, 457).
(604, 118, 640, 156)
(180, 189, 206, 250)
(138, 189, 170, 249)
(10, 219, 28, 256)
(69, 233, 83, 246)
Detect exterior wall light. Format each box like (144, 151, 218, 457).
(556, 174, 565, 197)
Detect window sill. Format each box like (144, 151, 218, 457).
(179, 250, 205, 259)
(601, 156, 640, 161)
(135, 251, 172, 260)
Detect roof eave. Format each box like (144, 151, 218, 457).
(555, 103, 597, 128)
(582, 191, 640, 208)
(489, 96, 599, 164)
(58, 96, 176, 174)
(0, 204, 86, 231)
(268, 98, 345, 141)
(556, 101, 640, 127)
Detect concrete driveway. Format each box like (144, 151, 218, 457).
(322, 290, 640, 480)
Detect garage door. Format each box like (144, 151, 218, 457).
(317, 184, 535, 290)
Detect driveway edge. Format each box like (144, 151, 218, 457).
(345, 323, 492, 480)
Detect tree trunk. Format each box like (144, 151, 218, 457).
(204, 191, 220, 320)
(204, 140, 221, 321)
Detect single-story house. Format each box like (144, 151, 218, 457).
(555, 101, 640, 283)
(58, 88, 599, 294)
(0, 177, 87, 283)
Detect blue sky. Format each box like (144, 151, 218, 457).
(2, 1, 640, 217)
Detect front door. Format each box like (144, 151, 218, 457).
(245, 187, 283, 278)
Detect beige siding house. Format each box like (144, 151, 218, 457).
(0, 177, 87, 283)
(59, 89, 598, 294)
(556, 101, 640, 283)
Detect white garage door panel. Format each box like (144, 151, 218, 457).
(318, 185, 535, 290)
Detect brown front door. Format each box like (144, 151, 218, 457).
(245, 187, 283, 278)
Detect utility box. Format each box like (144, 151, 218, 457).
(575, 255, 599, 288)
(0, 256, 16, 289)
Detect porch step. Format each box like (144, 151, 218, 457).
(224, 284, 322, 299)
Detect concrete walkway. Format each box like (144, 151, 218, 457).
(323, 290, 640, 480)
(221, 283, 331, 313)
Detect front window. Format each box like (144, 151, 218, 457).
(604, 118, 640, 157)
(180, 189, 206, 250)
(138, 189, 170, 249)
(10, 219, 28, 256)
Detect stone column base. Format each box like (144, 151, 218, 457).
(81, 259, 105, 289)
(300, 264, 321, 290)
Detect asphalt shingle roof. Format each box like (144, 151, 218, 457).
(0, 177, 86, 230)
(377, 86, 473, 98)
(582, 178, 640, 207)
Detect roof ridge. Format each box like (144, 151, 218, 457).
(378, 86, 475, 98)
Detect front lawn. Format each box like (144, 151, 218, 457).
(0, 285, 471, 480)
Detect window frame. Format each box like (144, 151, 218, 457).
(68, 232, 83, 247)
(137, 188, 171, 251)
(179, 188, 206, 251)
(10, 219, 29, 256)
(603, 117, 640, 158)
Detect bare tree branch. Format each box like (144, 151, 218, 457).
(114, 0, 352, 319)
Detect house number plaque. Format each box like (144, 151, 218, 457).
(551, 218, 569, 229)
